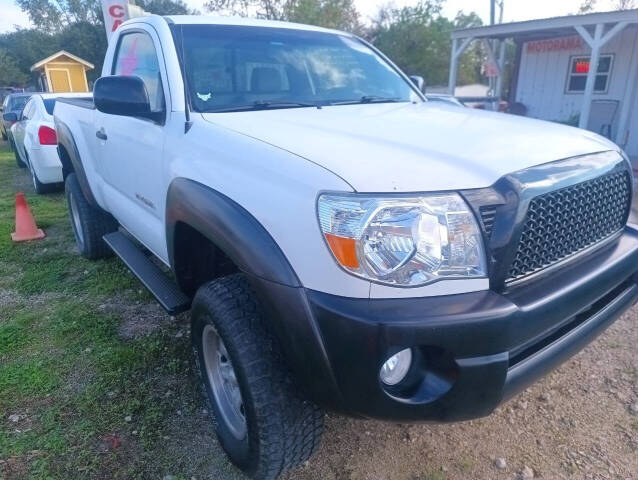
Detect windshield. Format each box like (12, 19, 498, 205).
(178, 25, 421, 113)
(9, 96, 29, 112)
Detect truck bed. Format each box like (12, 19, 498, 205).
(55, 97, 95, 109)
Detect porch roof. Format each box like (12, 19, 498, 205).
(452, 8, 638, 41)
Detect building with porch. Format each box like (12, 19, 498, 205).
(449, 9, 638, 162)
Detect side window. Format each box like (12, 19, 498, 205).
(113, 31, 165, 113)
(21, 100, 34, 121)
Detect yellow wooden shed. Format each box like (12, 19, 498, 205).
(30, 51, 94, 93)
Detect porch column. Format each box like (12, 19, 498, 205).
(616, 34, 638, 146)
(448, 38, 458, 95)
(494, 40, 507, 110)
(448, 36, 473, 95)
(575, 21, 628, 130)
(577, 23, 604, 130)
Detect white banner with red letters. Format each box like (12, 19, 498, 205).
(101, 0, 130, 41)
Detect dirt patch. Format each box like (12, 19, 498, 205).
(284, 309, 638, 480)
(0, 289, 21, 309)
(0, 452, 41, 480)
(94, 293, 185, 339)
(0, 289, 64, 311)
(11, 166, 34, 194)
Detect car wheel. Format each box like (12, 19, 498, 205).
(65, 173, 118, 259)
(192, 274, 324, 480)
(28, 154, 53, 194)
(10, 139, 26, 168)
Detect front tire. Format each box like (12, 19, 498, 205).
(192, 274, 324, 480)
(10, 138, 26, 168)
(65, 173, 118, 259)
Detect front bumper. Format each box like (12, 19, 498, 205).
(283, 227, 638, 422)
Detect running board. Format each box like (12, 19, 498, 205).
(103, 232, 191, 315)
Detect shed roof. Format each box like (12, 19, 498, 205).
(452, 8, 638, 40)
(30, 50, 94, 72)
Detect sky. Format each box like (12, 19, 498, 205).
(0, 0, 632, 33)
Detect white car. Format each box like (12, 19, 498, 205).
(11, 93, 89, 193)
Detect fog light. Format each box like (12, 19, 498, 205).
(380, 348, 412, 385)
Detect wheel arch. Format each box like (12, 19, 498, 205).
(166, 178, 301, 291)
(55, 119, 98, 206)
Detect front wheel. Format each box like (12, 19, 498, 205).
(192, 274, 324, 480)
(65, 173, 118, 259)
(10, 138, 26, 168)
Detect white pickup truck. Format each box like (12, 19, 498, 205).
(54, 14, 638, 480)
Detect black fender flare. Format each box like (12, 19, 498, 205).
(166, 178, 300, 287)
(54, 119, 98, 206)
(166, 178, 344, 409)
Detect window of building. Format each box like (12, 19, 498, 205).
(566, 54, 613, 93)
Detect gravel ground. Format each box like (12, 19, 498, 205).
(283, 309, 638, 480)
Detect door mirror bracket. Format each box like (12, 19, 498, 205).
(409, 75, 426, 93)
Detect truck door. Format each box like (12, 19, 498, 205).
(95, 27, 170, 261)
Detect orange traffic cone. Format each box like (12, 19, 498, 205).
(11, 193, 45, 242)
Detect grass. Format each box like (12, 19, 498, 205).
(0, 144, 239, 479)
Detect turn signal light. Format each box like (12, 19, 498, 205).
(38, 126, 57, 145)
(324, 233, 359, 268)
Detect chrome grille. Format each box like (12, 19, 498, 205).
(507, 170, 631, 282)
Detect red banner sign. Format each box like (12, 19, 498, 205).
(526, 36, 583, 54)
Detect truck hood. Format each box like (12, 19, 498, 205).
(202, 102, 618, 192)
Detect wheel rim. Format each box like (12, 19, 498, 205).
(202, 324, 247, 440)
(69, 191, 84, 246)
(31, 168, 37, 190)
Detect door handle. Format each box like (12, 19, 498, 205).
(96, 128, 107, 141)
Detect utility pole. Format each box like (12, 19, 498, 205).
(488, 0, 505, 110)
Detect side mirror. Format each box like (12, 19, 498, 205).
(2, 112, 18, 123)
(409, 75, 426, 93)
(94, 76, 163, 122)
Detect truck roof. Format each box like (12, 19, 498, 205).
(162, 14, 348, 36)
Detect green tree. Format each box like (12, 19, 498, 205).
(203, 0, 290, 19)
(16, 0, 102, 33)
(0, 47, 29, 86)
(137, 0, 194, 15)
(0, 28, 60, 77)
(204, 0, 361, 32)
(3, 0, 195, 87)
(370, 1, 483, 87)
(578, 0, 597, 13)
(287, 0, 361, 32)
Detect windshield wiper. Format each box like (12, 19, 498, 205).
(204, 100, 322, 113)
(329, 95, 404, 106)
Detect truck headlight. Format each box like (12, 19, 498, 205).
(318, 193, 486, 286)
